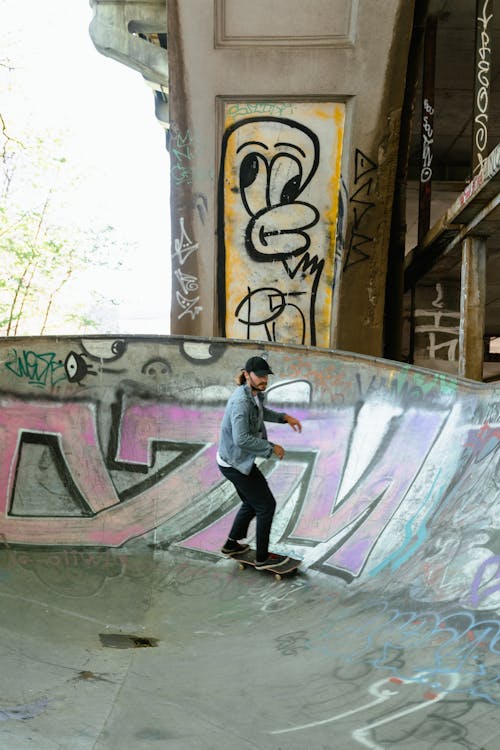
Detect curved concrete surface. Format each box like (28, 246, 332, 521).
(1, 335, 499, 748)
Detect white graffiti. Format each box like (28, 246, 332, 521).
(172, 217, 203, 321)
(474, 0, 493, 168)
(270, 672, 460, 741)
(415, 284, 460, 361)
(420, 98, 434, 184)
(174, 268, 199, 295)
(173, 217, 199, 266)
(175, 291, 203, 320)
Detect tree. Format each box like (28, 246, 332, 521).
(1, 14, 170, 337)
(0, 116, 131, 336)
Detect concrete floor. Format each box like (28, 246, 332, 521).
(1, 544, 499, 750)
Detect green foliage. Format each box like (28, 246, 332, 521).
(0, 120, 129, 336)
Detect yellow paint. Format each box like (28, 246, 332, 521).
(223, 101, 345, 347)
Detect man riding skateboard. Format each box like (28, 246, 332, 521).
(216, 355, 302, 570)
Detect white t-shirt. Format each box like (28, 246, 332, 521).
(216, 450, 231, 467)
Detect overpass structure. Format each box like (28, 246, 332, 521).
(0, 334, 500, 746)
(88, 0, 500, 381)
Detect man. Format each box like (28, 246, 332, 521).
(217, 355, 302, 569)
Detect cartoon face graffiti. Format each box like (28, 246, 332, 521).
(227, 117, 320, 262)
(219, 105, 345, 347)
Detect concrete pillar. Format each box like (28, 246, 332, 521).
(89, 0, 415, 353)
(165, 0, 415, 350)
(458, 236, 487, 380)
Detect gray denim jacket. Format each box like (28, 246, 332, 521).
(218, 384, 286, 475)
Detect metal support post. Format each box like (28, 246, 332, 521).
(418, 14, 437, 245)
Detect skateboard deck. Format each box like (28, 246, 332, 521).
(230, 548, 301, 580)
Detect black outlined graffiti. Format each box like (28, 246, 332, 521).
(219, 115, 327, 345)
(232, 272, 324, 345)
(63, 349, 126, 386)
(238, 125, 320, 263)
(80, 339, 127, 362)
(11, 433, 93, 517)
(64, 351, 98, 384)
(344, 148, 377, 269)
(235, 286, 309, 344)
(141, 358, 172, 377)
(179, 341, 227, 366)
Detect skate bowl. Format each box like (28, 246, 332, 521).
(1, 335, 499, 748)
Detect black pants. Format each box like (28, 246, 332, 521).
(218, 463, 276, 561)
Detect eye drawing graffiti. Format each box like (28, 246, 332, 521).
(64, 351, 97, 384)
(64, 350, 126, 385)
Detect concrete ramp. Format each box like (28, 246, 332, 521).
(1, 335, 499, 747)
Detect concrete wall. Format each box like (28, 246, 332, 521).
(166, 0, 415, 354)
(2, 334, 500, 614)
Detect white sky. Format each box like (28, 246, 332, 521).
(1, 0, 171, 334)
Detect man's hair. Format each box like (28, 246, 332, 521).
(236, 372, 246, 386)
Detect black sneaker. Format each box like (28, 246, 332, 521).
(255, 553, 290, 570)
(220, 541, 250, 556)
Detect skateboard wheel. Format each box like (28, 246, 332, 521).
(238, 563, 246, 571)
(275, 573, 283, 581)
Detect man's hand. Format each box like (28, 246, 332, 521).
(284, 414, 302, 433)
(273, 444, 285, 460)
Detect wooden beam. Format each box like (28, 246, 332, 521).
(458, 236, 487, 380)
(404, 142, 500, 291)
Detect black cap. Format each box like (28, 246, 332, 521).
(244, 356, 274, 376)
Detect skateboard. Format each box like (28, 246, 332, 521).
(230, 548, 301, 581)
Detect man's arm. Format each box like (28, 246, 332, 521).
(269, 414, 302, 460)
(282, 414, 302, 433)
(263, 405, 302, 432)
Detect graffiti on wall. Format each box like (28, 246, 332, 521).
(2, 336, 500, 625)
(169, 123, 209, 324)
(170, 126, 196, 186)
(421, 97, 435, 184)
(344, 148, 378, 269)
(414, 283, 460, 363)
(173, 216, 203, 321)
(473, 0, 493, 173)
(218, 103, 345, 347)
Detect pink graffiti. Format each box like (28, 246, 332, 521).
(0, 398, 119, 515)
(290, 409, 446, 577)
(116, 398, 221, 469)
(0, 394, 447, 581)
(0, 397, 223, 546)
